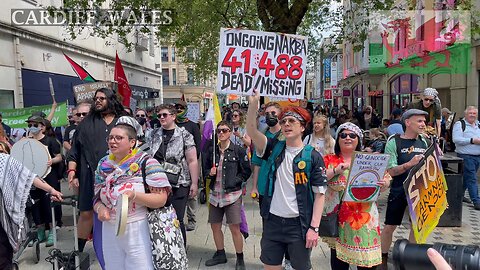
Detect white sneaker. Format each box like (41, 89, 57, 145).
(283, 259, 294, 270)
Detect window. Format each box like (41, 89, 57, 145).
(162, 69, 169, 86)
(172, 69, 177, 85)
(187, 69, 194, 85)
(161, 47, 168, 62)
(0, 90, 14, 109)
(171, 47, 176, 62)
(186, 47, 194, 61)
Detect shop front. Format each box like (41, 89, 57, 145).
(368, 90, 384, 115)
(390, 74, 420, 112)
(352, 84, 364, 109)
(342, 89, 351, 109)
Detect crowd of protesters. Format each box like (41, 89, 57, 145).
(0, 86, 478, 270)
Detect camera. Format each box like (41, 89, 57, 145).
(393, 239, 480, 270)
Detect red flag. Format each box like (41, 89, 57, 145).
(114, 52, 132, 107)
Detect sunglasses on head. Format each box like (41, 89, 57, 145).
(136, 114, 146, 118)
(28, 123, 39, 128)
(94, 96, 107, 102)
(76, 112, 88, 117)
(217, 128, 231, 134)
(158, 113, 173, 118)
(339, 133, 358, 139)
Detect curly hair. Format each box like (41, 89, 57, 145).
(92, 88, 125, 117)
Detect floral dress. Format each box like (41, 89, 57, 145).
(322, 154, 382, 268)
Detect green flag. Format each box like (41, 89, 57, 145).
(1, 102, 68, 128)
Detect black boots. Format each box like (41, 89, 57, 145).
(235, 252, 245, 270)
(205, 250, 246, 269)
(205, 249, 227, 266)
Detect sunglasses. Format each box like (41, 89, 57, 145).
(175, 105, 185, 110)
(106, 135, 131, 143)
(423, 98, 435, 103)
(279, 118, 300, 125)
(339, 133, 358, 139)
(136, 114, 146, 118)
(217, 128, 231, 134)
(27, 123, 39, 128)
(232, 114, 240, 117)
(158, 113, 173, 119)
(94, 96, 107, 102)
(76, 112, 88, 117)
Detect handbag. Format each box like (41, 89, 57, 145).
(319, 192, 345, 238)
(141, 159, 188, 270)
(162, 161, 181, 186)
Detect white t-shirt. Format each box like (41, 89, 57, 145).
(269, 145, 303, 218)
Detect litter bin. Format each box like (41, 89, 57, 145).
(437, 155, 463, 227)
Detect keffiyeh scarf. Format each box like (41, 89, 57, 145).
(0, 153, 36, 252)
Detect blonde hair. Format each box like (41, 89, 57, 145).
(312, 115, 335, 155)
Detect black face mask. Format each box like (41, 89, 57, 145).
(137, 117, 146, 126)
(266, 115, 278, 127)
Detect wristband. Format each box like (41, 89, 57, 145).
(67, 169, 76, 175)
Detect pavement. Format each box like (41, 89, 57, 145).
(16, 172, 480, 270)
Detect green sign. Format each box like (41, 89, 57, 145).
(1, 102, 68, 128)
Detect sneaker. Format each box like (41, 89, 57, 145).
(37, 228, 46, 243)
(186, 222, 196, 231)
(474, 204, 480, 211)
(236, 258, 246, 270)
(463, 197, 472, 203)
(45, 230, 54, 247)
(284, 259, 293, 270)
(205, 250, 227, 266)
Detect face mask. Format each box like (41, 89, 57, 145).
(266, 115, 278, 127)
(29, 126, 41, 134)
(137, 117, 146, 126)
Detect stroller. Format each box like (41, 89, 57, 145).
(46, 195, 90, 270)
(11, 196, 41, 270)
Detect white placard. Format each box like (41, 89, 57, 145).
(186, 102, 200, 123)
(217, 28, 308, 100)
(331, 61, 338, 87)
(344, 152, 390, 202)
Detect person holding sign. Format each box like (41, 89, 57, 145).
(380, 109, 431, 269)
(322, 122, 391, 270)
(93, 117, 173, 270)
(246, 91, 327, 270)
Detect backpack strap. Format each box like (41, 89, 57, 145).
(461, 119, 466, 132)
(141, 158, 150, 194)
(264, 140, 286, 197)
(300, 145, 314, 202)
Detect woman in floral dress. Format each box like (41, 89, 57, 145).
(321, 122, 391, 270)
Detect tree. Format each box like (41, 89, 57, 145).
(49, 0, 335, 79)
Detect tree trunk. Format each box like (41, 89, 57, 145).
(257, 0, 313, 34)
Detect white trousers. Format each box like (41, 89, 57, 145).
(102, 218, 154, 270)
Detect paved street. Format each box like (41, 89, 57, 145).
(17, 177, 480, 270)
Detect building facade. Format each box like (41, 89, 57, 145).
(0, 0, 162, 110)
(336, 0, 479, 119)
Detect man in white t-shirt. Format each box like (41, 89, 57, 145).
(246, 91, 327, 270)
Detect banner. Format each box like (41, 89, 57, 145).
(344, 152, 390, 202)
(186, 102, 200, 123)
(331, 61, 338, 87)
(403, 141, 448, 243)
(73, 81, 113, 103)
(323, 58, 331, 84)
(217, 28, 308, 100)
(1, 102, 68, 128)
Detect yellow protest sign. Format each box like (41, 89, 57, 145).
(403, 141, 448, 243)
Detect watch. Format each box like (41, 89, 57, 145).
(309, 225, 319, 233)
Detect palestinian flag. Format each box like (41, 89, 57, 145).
(63, 53, 97, 82)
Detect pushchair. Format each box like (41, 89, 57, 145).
(11, 196, 41, 270)
(46, 195, 90, 270)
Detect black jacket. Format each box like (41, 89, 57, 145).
(203, 140, 251, 193)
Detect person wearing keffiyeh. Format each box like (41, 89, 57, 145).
(407, 87, 442, 137)
(0, 154, 62, 270)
